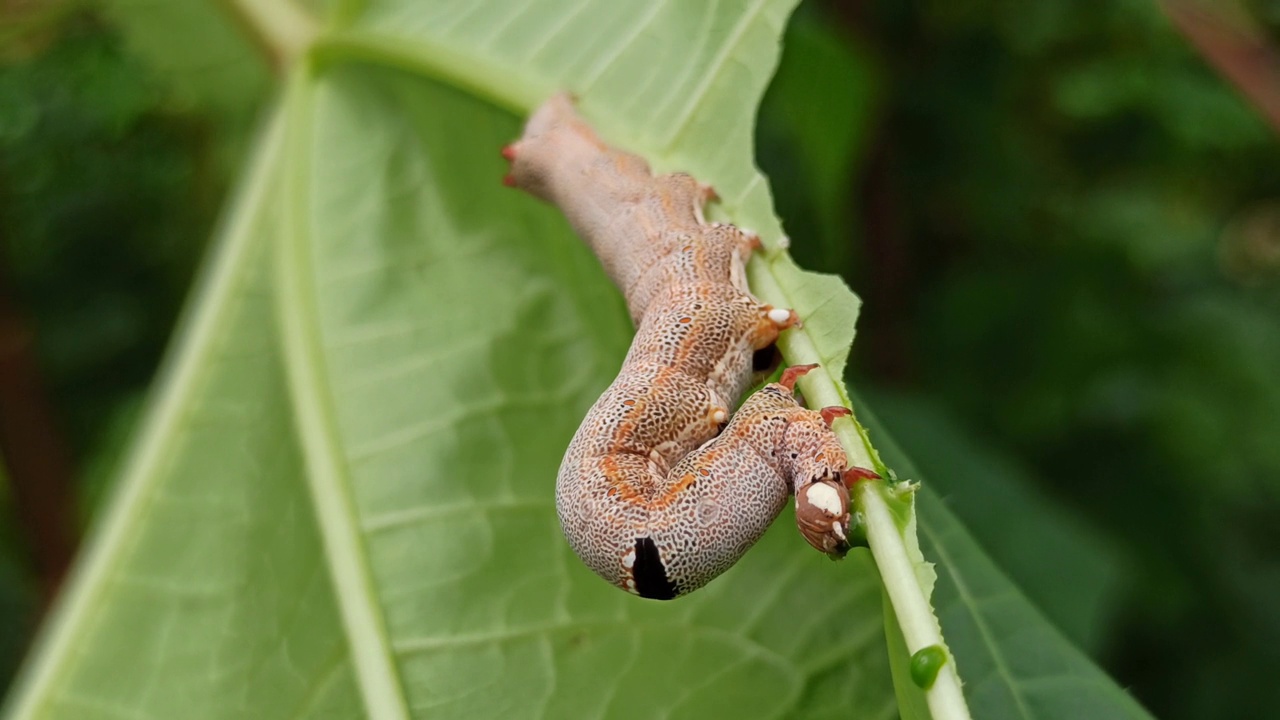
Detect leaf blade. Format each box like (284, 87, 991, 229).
(3, 109, 365, 720)
(861, 404, 1153, 719)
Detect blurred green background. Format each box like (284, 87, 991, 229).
(2, 1, 1278, 718)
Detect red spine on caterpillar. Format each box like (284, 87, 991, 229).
(504, 93, 866, 599)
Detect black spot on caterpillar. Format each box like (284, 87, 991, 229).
(632, 537, 678, 600)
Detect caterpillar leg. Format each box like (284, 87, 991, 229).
(700, 182, 718, 204)
(766, 306, 801, 330)
(779, 363, 818, 389)
(821, 405, 852, 426)
(818, 406, 883, 485)
(843, 467, 882, 485)
(649, 172, 714, 228)
(743, 305, 800, 352)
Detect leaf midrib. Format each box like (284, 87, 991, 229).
(275, 68, 411, 720)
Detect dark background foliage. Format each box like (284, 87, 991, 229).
(2, 1, 1278, 717)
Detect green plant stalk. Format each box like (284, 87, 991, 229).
(860, 483, 967, 718)
(313, 32, 549, 114)
(220, 0, 318, 69)
(275, 64, 412, 720)
(747, 257, 971, 720)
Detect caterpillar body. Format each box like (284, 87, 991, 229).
(504, 94, 869, 599)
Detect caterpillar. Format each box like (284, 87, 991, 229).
(503, 94, 873, 599)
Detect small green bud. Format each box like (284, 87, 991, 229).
(909, 645, 948, 689)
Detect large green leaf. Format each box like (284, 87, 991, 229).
(5, 1, 1151, 718)
(862, 404, 1150, 718)
(863, 390, 1126, 654)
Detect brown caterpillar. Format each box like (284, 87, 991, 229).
(504, 94, 874, 599)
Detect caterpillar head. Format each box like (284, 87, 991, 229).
(796, 479, 852, 557)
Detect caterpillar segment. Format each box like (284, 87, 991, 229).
(504, 93, 871, 599)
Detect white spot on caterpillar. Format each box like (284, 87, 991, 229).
(804, 483, 844, 516)
(767, 308, 793, 326)
(622, 550, 636, 569)
(831, 520, 846, 541)
(712, 409, 727, 424)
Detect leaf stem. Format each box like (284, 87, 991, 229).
(861, 483, 971, 719)
(275, 65, 411, 720)
(746, 256, 972, 720)
(312, 32, 552, 115)
(219, 0, 319, 72)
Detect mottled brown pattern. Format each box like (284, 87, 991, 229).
(504, 94, 858, 599)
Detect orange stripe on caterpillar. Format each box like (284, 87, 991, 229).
(505, 94, 870, 599)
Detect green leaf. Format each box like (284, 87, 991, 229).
(861, 405, 1152, 719)
(5, 1, 1152, 718)
(862, 390, 1126, 653)
(918, 485, 1150, 718)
